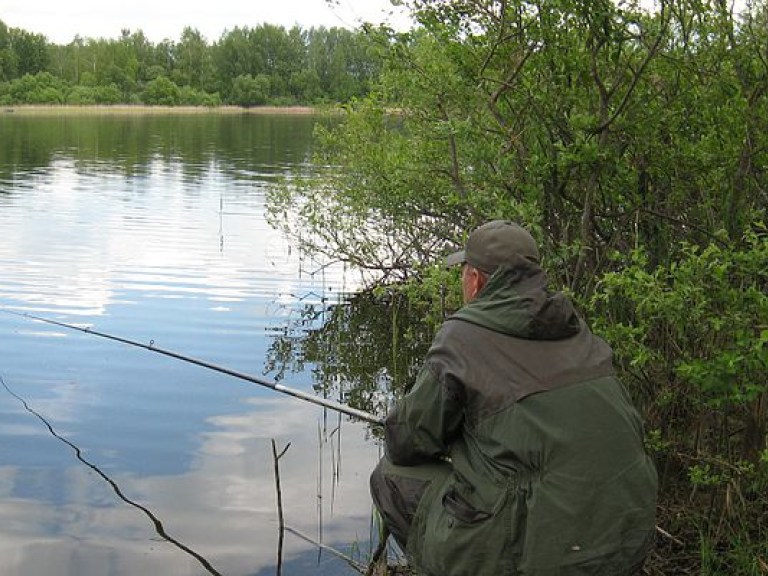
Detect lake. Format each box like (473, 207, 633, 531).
(0, 110, 385, 576)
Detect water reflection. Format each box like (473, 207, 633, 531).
(0, 113, 376, 576)
(0, 362, 379, 575)
(265, 291, 435, 417)
(0, 113, 326, 186)
(1, 376, 222, 575)
(0, 155, 340, 320)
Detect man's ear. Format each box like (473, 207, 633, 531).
(472, 268, 488, 297)
(466, 266, 487, 300)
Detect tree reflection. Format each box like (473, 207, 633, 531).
(264, 291, 435, 425)
(0, 113, 328, 186)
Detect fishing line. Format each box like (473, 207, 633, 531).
(0, 375, 223, 576)
(0, 308, 383, 425)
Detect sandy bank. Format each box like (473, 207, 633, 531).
(2, 104, 323, 115)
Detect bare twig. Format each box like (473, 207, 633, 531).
(284, 525, 367, 573)
(272, 439, 291, 576)
(656, 524, 685, 547)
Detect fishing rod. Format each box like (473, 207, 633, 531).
(0, 308, 383, 426)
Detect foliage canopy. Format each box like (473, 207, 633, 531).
(268, 0, 768, 573)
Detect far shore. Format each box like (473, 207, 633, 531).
(1, 104, 324, 115)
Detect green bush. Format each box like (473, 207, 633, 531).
(589, 224, 768, 573)
(66, 85, 97, 104)
(94, 84, 122, 104)
(65, 84, 121, 105)
(141, 76, 180, 105)
(7, 72, 67, 103)
(591, 226, 768, 432)
(230, 73, 269, 107)
(178, 85, 221, 106)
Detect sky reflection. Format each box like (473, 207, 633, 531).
(1, 377, 379, 575)
(0, 114, 379, 576)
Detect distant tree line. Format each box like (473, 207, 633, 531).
(0, 21, 384, 106)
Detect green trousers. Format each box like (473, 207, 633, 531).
(369, 455, 452, 551)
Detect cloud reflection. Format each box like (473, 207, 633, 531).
(0, 383, 380, 576)
(0, 157, 359, 321)
(1, 376, 222, 575)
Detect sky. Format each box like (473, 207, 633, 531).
(2, 0, 413, 44)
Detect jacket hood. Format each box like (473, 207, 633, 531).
(451, 259, 581, 340)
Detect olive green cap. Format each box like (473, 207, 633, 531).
(445, 220, 540, 273)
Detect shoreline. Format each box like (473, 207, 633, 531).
(1, 104, 322, 115)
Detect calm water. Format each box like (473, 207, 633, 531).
(0, 112, 382, 576)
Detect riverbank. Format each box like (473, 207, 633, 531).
(1, 104, 321, 115)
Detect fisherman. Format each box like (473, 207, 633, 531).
(370, 220, 658, 575)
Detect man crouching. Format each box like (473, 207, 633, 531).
(370, 220, 658, 576)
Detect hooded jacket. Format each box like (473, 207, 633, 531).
(384, 261, 658, 576)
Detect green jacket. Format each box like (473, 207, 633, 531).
(384, 261, 658, 575)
